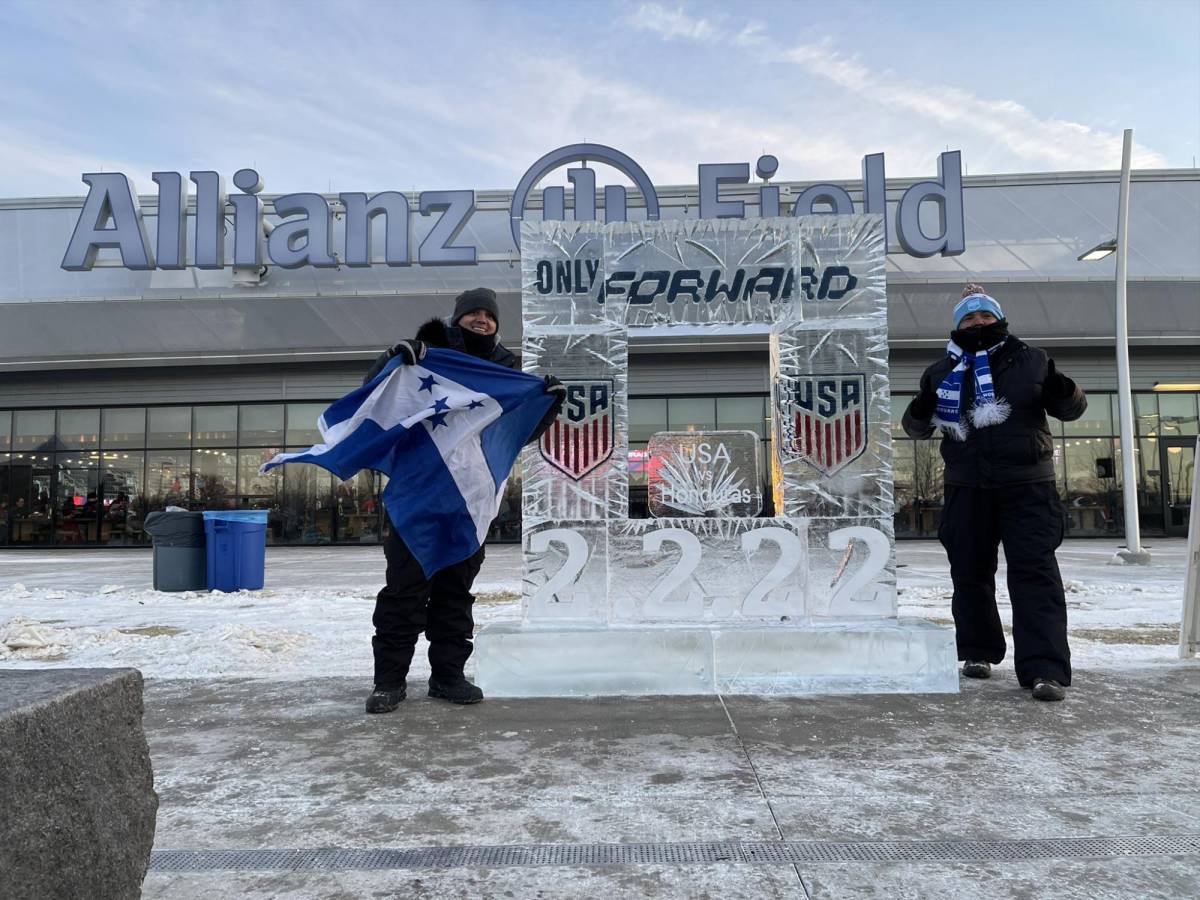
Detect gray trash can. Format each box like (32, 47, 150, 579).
(143, 511, 207, 592)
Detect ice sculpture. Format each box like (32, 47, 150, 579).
(476, 215, 957, 696)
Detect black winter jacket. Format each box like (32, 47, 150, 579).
(902, 336, 1087, 488)
(364, 318, 559, 443)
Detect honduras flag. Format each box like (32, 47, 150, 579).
(261, 349, 553, 577)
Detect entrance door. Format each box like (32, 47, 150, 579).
(1161, 438, 1196, 537)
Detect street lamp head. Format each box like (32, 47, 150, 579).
(1078, 238, 1118, 262)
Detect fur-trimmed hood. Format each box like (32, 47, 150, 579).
(415, 317, 518, 370)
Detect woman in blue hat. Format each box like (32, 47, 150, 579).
(903, 284, 1087, 701)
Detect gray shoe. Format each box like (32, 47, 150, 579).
(1031, 678, 1066, 702)
(961, 660, 992, 679)
(365, 685, 406, 714)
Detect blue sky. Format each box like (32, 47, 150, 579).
(0, 0, 1196, 197)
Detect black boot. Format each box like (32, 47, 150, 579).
(365, 685, 406, 714)
(1031, 678, 1066, 702)
(428, 674, 484, 705)
(961, 660, 992, 679)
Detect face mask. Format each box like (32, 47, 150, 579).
(460, 327, 497, 357)
(952, 319, 1009, 352)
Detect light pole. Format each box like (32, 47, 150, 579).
(1077, 128, 1150, 564)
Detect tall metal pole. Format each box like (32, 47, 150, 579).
(1114, 128, 1150, 564)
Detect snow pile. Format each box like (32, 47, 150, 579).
(0, 540, 1192, 679)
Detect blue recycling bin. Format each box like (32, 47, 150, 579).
(203, 510, 269, 592)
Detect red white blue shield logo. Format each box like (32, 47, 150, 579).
(777, 373, 867, 476)
(539, 379, 614, 480)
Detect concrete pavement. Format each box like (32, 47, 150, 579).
(142, 665, 1200, 899)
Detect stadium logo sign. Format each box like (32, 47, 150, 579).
(62, 144, 965, 272)
(538, 379, 614, 480)
(777, 373, 868, 476)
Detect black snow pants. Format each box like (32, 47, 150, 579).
(938, 481, 1071, 686)
(371, 521, 486, 689)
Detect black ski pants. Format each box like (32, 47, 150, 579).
(372, 523, 485, 689)
(938, 481, 1071, 686)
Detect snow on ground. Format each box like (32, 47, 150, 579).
(0, 540, 1191, 679)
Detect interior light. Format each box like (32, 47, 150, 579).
(1153, 383, 1200, 392)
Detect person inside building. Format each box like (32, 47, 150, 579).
(362, 287, 564, 714)
(902, 284, 1087, 702)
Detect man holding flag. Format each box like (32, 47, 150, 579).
(263, 288, 563, 713)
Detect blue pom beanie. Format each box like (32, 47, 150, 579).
(953, 284, 1004, 328)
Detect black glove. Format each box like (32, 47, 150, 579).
(908, 389, 938, 421)
(1044, 359, 1075, 399)
(388, 339, 426, 366)
(543, 375, 566, 413)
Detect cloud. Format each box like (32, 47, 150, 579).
(783, 41, 1167, 170)
(628, 2, 718, 42)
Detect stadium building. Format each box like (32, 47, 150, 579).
(0, 156, 1196, 548)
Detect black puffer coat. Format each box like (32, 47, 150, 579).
(902, 336, 1087, 488)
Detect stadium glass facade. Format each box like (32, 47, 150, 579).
(1, 389, 1195, 547)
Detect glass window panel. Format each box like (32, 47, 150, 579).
(146, 450, 191, 510)
(279, 455, 333, 544)
(1063, 394, 1113, 437)
(1164, 441, 1195, 530)
(56, 409, 100, 449)
(668, 397, 716, 432)
(0, 455, 10, 545)
(1135, 438, 1164, 533)
(54, 453, 100, 545)
(286, 403, 326, 446)
(335, 470, 382, 543)
(1063, 438, 1119, 534)
(191, 447, 237, 508)
(240, 404, 285, 446)
(628, 441, 649, 487)
(716, 396, 765, 438)
(911, 441, 945, 536)
(891, 395, 913, 440)
(6, 452, 53, 543)
(0, 410, 10, 451)
(102, 408, 146, 449)
(237, 448, 283, 544)
(628, 398, 666, 443)
(892, 440, 917, 536)
(13, 410, 55, 452)
(101, 451, 147, 545)
(1157, 393, 1198, 437)
(193, 406, 237, 447)
(148, 407, 192, 447)
(1134, 393, 1159, 437)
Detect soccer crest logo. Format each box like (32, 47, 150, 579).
(539, 379, 614, 480)
(777, 373, 867, 476)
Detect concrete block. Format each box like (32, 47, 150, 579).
(0, 668, 158, 900)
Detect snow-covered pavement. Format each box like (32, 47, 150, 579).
(0, 539, 1190, 680)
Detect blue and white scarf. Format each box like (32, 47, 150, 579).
(932, 338, 1011, 441)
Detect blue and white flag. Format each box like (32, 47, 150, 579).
(261, 348, 553, 577)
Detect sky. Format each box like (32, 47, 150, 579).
(0, 0, 1197, 198)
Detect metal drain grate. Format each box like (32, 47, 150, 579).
(150, 835, 1200, 872)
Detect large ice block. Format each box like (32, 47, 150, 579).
(475, 619, 957, 697)
(522, 521, 609, 625)
(603, 218, 800, 329)
(770, 323, 893, 520)
(607, 517, 810, 624)
(519, 330, 628, 524)
(521, 220, 607, 332)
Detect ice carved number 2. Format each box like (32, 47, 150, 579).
(641, 528, 704, 618)
(529, 528, 589, 608)
(827, 526, 890, 610)
(737, 526, 806, 616)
